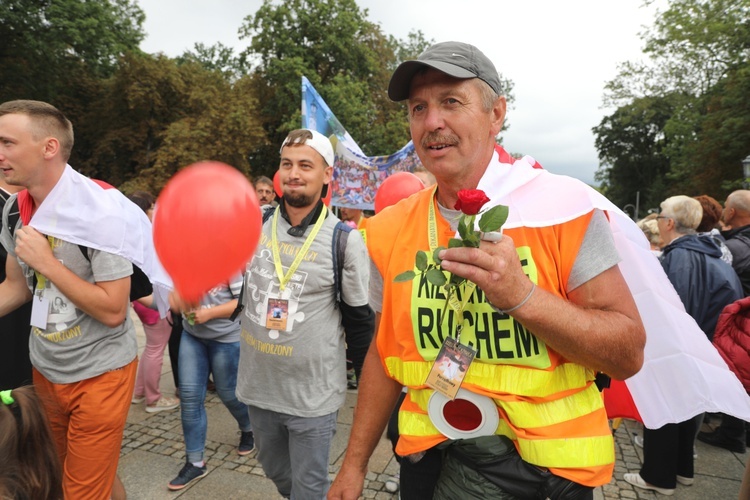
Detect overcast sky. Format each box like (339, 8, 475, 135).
(136, 0, 664, 185)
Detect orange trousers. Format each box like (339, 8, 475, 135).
(33, 358, 137, 500)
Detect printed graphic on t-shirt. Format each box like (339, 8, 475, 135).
(243, 246, 308, 341)
(32, 272, 82, 341)
(410, 246, 551, 368)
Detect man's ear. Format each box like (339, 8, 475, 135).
(42, 137, 60, 159)
(490, 95, 507, 137)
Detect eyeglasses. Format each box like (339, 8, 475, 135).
(655, 215, 672, 220)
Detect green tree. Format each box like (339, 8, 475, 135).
(0, 0, 146, 179)
(81, 52, 267, 194)
(594, 96, 674, 210)
(0, 0, 145, 102)
(176, 42, 245, 80)
(597, 0, 750, 202)
(239, 0, 514, 178)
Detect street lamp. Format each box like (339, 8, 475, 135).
(743, 155, 750, 188)
(623, 204, 636, 220)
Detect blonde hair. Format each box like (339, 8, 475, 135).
(0, 100, 74, 161)
(637, 218, 661, 247)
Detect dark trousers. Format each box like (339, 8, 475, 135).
(386, 391, 443, 499)
(641, 413, 703, 488)
(168, 311, 182, 388)
(715, 414, 748, 445)
(0, 301, 32, 390)
(400, 448, 443, 500)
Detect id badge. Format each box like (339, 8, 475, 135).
(425, 336, 476, 400)
(265, 298, 289, 331)
(30, 292, 50, 329)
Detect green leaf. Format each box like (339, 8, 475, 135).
(448, 238, 464, 248)
(394, 270, 417, 282)
(432, 246, 446, 265)
(415, 250, 428, 271)
(479, 205, 509, 232)
(457, 214, 469, 240)
(463, 232, 481, 248)
(425, 268, 447, 286)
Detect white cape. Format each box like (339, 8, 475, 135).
(477, 151, 750, 429)
(25, 165, 172, 316)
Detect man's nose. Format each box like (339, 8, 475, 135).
(423, 107, 445, 131)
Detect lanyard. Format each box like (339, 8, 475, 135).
(34, 235, 56, 291)
(271, 204, 327, 291)
(428, 189, 475, 337)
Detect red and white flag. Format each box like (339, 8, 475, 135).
(478, 148, 750, 428)
(17, 165, 172, 315)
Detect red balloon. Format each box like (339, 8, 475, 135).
(273, 170, 282, 197)
(374, 172, 426, 214)
(153, 161, 261, 303)
(273, 169, 331, 206)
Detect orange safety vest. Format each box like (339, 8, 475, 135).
(366, 189, 614, 487)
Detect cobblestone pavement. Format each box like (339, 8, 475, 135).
(120, 390, 400, 499)
(121, 395, 747, 499)
(121, 316, 746, 499)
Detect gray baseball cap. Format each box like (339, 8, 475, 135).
(388, 41, 502, 101)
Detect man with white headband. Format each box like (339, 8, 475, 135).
(235, 128, 374, 499)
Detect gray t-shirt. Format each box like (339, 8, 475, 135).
(369, 207, 619, 312)
(182, 273, 243, 342)
(236, 211, 370, 417)
(0, 200, 137, 383)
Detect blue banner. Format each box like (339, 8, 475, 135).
(301, 76, 424, 210)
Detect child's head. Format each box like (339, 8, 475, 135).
(0, 386, 62, 499)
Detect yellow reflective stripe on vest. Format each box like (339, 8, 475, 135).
(384, 356, 594, 398)
(518, 435, 615, 468)
(398, 404, 613, 468)
(499, 383, 605, 429)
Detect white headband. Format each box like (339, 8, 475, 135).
(279, 129, 335, 167)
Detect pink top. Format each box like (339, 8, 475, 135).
(132, 300, 160, 326)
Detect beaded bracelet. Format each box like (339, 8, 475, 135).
(491, 283, 536, 315)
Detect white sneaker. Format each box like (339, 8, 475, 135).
(624, 473, 674, 496)
(145, 396, 180, 413)
(677, 475, 694, 486)
(131, 394, 145, 404)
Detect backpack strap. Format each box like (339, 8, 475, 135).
(332, 221, 352, 305)
(231, 206, 351, 321)
(262, 206, 275, 224)
(5, 197, 20, 238)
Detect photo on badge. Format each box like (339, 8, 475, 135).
(425, 336, 475, 400)
(265, 298, 289, 331)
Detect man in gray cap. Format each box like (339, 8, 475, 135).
(328, 42, 646, 499)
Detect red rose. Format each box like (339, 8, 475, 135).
(454, 189, 491, 215)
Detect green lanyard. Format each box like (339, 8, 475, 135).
(428, 189, 475, 334)
(271, 204, 327, 291)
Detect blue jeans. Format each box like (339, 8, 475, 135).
(178, 331, 251, 463)
(248, 405, 337, 500)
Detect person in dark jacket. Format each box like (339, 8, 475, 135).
(659, 196, 744, 341)
(721, 190, 750, 296)
(698, 190, 750, 454)
(625, 195, 744, 495)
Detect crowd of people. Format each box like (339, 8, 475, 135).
(1, 40, 749, 500)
